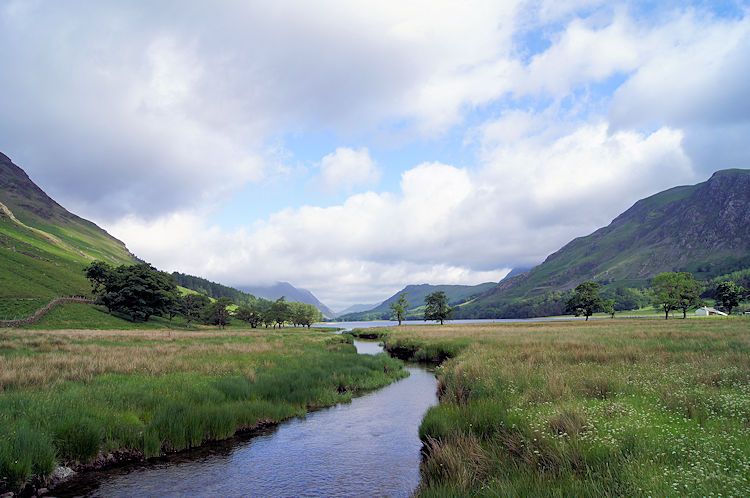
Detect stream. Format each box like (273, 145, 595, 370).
(55, 328, 438, 497)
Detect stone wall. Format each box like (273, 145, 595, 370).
(0, 296, 94, 327)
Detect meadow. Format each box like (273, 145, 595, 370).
(0, 324, 406, 492)
(377, 318, 750, 497)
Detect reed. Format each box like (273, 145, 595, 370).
(380, 318, 750, 497)
(0, 326, 406, 491)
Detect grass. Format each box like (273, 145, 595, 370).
(377, 318, 750, 497)
(15, 303, 188, 330)
(0, 326, 406, 492)
(0, 298, 48, 321)
(0, 217, 94, 300)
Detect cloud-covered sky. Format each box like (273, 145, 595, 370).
(2, 0, 749, 310)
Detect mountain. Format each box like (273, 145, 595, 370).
(336, 303, 378, 315)
(501, 266, 532, 281)
(239, 282, 336, 320)
(460, 169, 750, 318)
(1, 152, 136, 305)
(339, 282, 497, 321)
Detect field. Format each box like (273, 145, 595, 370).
(378, 318, 750, 497)
(0, 325, 406, 492)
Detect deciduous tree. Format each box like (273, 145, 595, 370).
(203, 297, 233, 329)
(676, 273, 703, 319)
(389, 292, 409, 326)
(268, 297, 290, 328)
(565, 281, 603, 321)
(651, 272, 703, 320)
(424, 291, 453, 325)
(183, 293, 211, 327)
(715, 281, 745, 315)
(84, 262, 179, 321)
(289, 302, 323, 328)
(236, 301, 264, 328)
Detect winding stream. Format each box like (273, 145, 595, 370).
(56, 332, 438, 497)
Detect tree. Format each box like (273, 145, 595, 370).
(84, 260, 113, 295)
(651, 272, 680, 320)
(183, 293, 211, 327)
(84, 262, 179, 321)
(289, 302, 323, 328)
(424, 291, 454, 325)
(676, 273, 703, 319)
(565, 281, 603, 321)
(715, 281, 745, 315)
(235, 301, 264, 328)
(389, 292, 409, 326)
(268, 297, 290, 328)
(163, 289, 183, 328)
(602, 298, 616, 319)
(203, 297, 233, 329)
(650, 272, 703, 320)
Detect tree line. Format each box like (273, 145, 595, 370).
(389, 290, 455, 325)
(84, 262, 322, 327)
(565, 271, 748, 320)
(171, 271, 255, 304)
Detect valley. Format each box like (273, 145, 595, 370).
(1, 154, 749, 497)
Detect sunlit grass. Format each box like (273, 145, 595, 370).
(379, 318, 750, 496)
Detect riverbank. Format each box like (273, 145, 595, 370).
(0, 327, 406, 495)
(376, 318, 750, 496)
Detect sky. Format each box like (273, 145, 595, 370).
(1, 0, 749, 311)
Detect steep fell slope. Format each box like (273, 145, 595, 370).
(465, 169, 750, 314)
(0, 152, 135, 305)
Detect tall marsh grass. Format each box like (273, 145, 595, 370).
(382, 319, 750, 496)
(0, 326, 406, 491)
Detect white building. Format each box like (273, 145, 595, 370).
(695, 306, 728, 316)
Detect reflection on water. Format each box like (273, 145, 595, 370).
(353, 339, 383, 355)
(57, 342, 437, 497)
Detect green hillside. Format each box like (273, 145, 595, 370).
(0, 152, 136, 316)
(458, 169, 750, 318)
(173, 272, 257, 305)
(339, 282, 497, 321)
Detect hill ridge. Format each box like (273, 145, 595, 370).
(1, 152, 136, 302)
(459, 168, 750, 318)
(0, 199, 91, 260)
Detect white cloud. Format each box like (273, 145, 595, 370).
(522, 13, 642, 96)
(476, 115, 694, 229)
(609, 13, 750, 128)
(0, 0, 529, 218)
(3, 0, 749, 308)
(317, 147, 380, 193)
(108, 117, 694, 308)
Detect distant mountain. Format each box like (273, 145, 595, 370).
(501, 266, 532, 281)
(1, 152, 136, 302)
(336, 303, 378, 315)
(239, 282, 336, 320)
(339, 282, 497, 321)
(459, 169, 750, 318)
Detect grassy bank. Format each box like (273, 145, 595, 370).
(0, 326, 406, 492)
(380, 319, 750, 496)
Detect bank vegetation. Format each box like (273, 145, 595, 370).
(381, 319, 750, 496)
